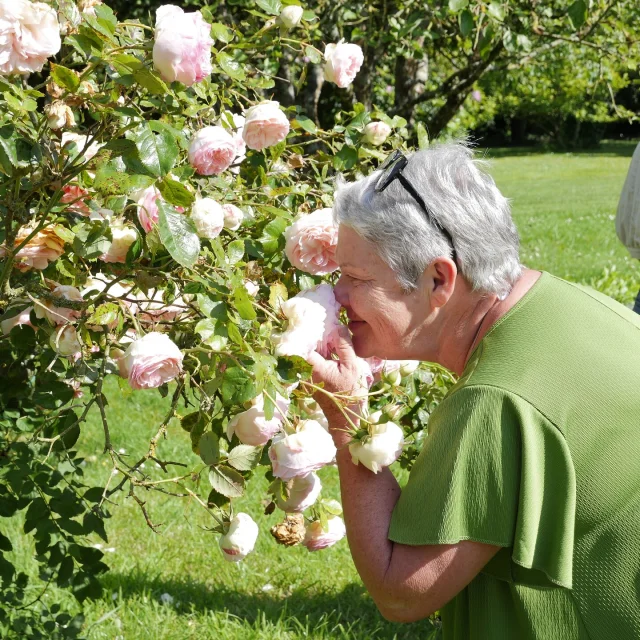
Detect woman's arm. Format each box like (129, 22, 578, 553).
(308, 330, 501, 623)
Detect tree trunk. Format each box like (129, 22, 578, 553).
(273, 50, 296, 108)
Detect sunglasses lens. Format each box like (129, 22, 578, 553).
(375, 154, 406, 192)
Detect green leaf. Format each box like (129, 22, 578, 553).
(233, 285, 257, 320)
(333, 145, 358, 171)
(86, 302, 119, 326)
(133, 67, 169, 95)
(269, 282, 288, 312)
(157, 177, 195, 208)
(448, 0, 468, 11)
(227, 444, 262, 471)
(221, 366, 256, 405)
(293, 115, 317, 134)
(180, 411, 202, 433)
(93, 162, 141, 196)
(259, 217, 289, 255)
(208, 465, 245, 498)
(128, 122, 179, 178)
(0, 125, 18, 171)
(217, 53, 246, 81)
(50, 63, 80, 92)
(227, 321, 244, 346)
(567, 0, 587, 29)
(198, 431, 220, 465)
(210, 22, 233, 43)
(487, 2, 505, 21)
(157, 201, 201, 268)
(304, 45, 322, 64)
(416, 122, 430, 150)
(227, 239, 245, 265)
(459, 9, 474, 38)
(256, 0, 282, 16)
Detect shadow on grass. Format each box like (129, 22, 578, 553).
(479, 140, 639, 159)
(99, 570, 441, 639)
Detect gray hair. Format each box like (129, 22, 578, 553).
(333, 140, 522, 299)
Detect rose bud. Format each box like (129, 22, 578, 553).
(0, 0, 61, 76)
(222, 204, 244, 230)
(1, 307, 34, 335)
(279, 5, 304, 29)
(349, 421, 405, 474)
(323, 40, 364, 89)
(363, 121, 391, 146)
(276, 472, 322, 513)
(227, 393, 290, 446)
(44, 101, 75, 130)
(218, 512, 259, 562)
(0, 224, 65, 271)
(242, 101, 290, 151)
(190, 197, 225, 240)
(122, 332, 183, 390)
(382, 367, 402, 387)
(35, 284, 83, 325)
(100, 219, 138, 264)
(152, 5, 213, 87)
(131, 185, 161, 233)
(188, 126, 237, 176)
(303, 516, 346, 552)
(269, 419, 337, 480)
(399, 360, 420, 377)
(284, 208, 338, 275)
(50, 325, 82, 357)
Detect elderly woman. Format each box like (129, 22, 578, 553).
(308, 142, 640, 639)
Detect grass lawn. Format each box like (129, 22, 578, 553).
(6, 141, 640, 639)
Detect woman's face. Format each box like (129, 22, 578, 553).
(333, 225, 431, 359)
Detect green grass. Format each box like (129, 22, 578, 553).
(7, 141, 640, 639)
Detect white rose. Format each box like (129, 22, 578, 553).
(50, 325, 81, 356)
(268, 420, 337, 480)
(244, 280, 259, 297)
(191, 197, 224, 239)
(227, 393, 290, 446)
(363, 121, 391, 146)
(219, 513, 259, 562)
(349, 421, 404, 474)
(279, 5, 304, 29)
(222, 204, 244, 230)
(323, 40, 364, 89)
(276, 472, 322, 513)
(44, 101, 75, 130)
(100, 220, 138, 264)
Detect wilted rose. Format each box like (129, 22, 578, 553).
(269, 419, 337, 480)
(363, 121, 391, 146)
(279, 5, 304, 29)
(284, 208, 338, 275)
(122, 332, 183, 390)
(1, 307, 34, 335)
(0, 224, 65, 271)
(349, 421, 404, 474)
(100, 219, 138, 264)
(0, 0, 61, 76)
(303, 516, 346, 551)
(188, 126, 237, 176)
(276, 472, 322, 513)
(44, 101, 75, 130)
(242, 101, 290, 151)
(190, 197, 224, 239)
(222, 204, 244, 230)
(323, 40, 363, 88)
(50, 325, 82, 357)
(227, 393, 290, 446)
(152, 5, 213, 86)
(219, 513, 259, 562)
(35, 284, 83, 325)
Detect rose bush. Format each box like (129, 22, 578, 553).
(0, 1, 453, 635)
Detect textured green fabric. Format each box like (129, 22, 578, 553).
(388, 272, 640, 639)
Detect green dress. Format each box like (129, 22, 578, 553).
(388, 272, 640, 639)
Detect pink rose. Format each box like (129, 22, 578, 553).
(132, 186, 161, 232)
(323, 40, 364, 89)
(0, 224, 65, 271)
(227, 392, 290, 446)
(268, 419, 337, 480)
(1, 306, 34, 335)
(242, 101, 290, 151)
(61, 184, 91, 215)
(219, 112, 246, 166)
(122, 332, 183, 390)
(284, 208, 338, 275)
(35, 284, 83, 325)
(363, 121, 391, 146)
(303, 516, 346, 551)
(100, 219, 138, 263)
(0, 0, 61, 76)
(152, 5, 213, 86)
(222, 204, 244, 230)
(276, 472, 322, 513)
(188, 126, 237, 176)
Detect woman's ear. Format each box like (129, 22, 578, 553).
(423, 257, 457, 309)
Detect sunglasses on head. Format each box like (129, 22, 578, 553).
(375, 150, 457, 262)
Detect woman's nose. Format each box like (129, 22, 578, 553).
(333, 276, 349, 307)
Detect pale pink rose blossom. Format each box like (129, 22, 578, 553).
(303, 516, 346, 551)
(0, 224, 65, 271)
(363, 121, 391, 146)
(122, 332, 183, 390)
(242, 101, 290, 151)
(188, 126, 237, 176)
(219, 112, 246, 166)
(50, 326, 82, 357)
(323, 40, 364, 89)
(222, 204, 244, 230)
(190, 197, 224, 239)
(35, 284, 83, 325)
(227, 393, 290, 446)
(100, 220, 138, 263)
(218, 513, 259, 562)
(349, 421, 404, 474)
(132, 185, 161, 232)
(0, 0, 61, 76)
(152, 5, 213, 86)
(284, 208, 339, 275)
(61, 184, 91, 214)
(269, 419, 337, 480)
(1, 306, 33, 335)
(276, 472, 322, 513)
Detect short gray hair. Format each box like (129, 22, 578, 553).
(333, 141, 522, 299)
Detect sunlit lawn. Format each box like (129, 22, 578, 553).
(7, 141, 640, 639)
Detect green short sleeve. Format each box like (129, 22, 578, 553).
(388, 385, 576, 589)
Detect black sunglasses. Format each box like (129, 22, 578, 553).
(375, 150, 457, 261)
